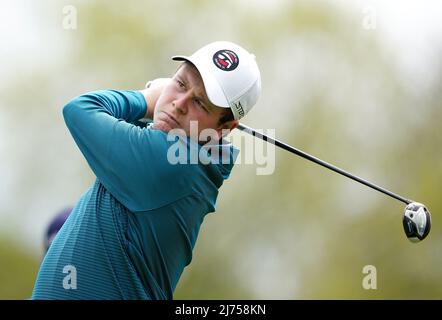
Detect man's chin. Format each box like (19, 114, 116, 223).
(151, 122, 173, 133)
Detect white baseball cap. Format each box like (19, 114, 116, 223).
(172, 41, 261, 120)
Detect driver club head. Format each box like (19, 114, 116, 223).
(403, 202, 431, 243)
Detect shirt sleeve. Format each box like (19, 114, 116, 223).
(62, 90, 197, 212)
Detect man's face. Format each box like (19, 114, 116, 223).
(152, 63, 237, 141)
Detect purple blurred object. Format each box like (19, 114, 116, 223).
(44, 207, 72, 252)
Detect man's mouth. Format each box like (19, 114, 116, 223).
(163, 112, 180, 127)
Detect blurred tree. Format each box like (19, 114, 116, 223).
(1, 0, 441, 299)
(0, 237, 40, 299)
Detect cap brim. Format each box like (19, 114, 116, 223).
(172, 55, 230, 109)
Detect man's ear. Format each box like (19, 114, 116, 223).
(216, 120, 239, 139)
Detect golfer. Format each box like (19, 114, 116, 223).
(32, 41, 261, 299)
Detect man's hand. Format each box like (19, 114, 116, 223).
(139, 78, 171, 119)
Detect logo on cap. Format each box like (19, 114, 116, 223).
(233, 101, 245, 118)
(213, 50, 239, 71)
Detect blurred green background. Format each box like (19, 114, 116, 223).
(0, 0, 441, 299)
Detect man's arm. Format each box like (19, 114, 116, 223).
(138, 78, 171, 119)
(62, 89, 190, 212)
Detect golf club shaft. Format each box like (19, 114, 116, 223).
(237, 123, 412, 205)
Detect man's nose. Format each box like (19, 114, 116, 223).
(173, 92, 191, 114)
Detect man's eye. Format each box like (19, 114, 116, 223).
(176, 80, 185, 88)
(195, 99, 207, 111)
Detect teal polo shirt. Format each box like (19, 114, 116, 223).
(32, 90, 238, 299)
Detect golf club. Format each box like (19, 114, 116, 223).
(237, 123, 431, 242)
